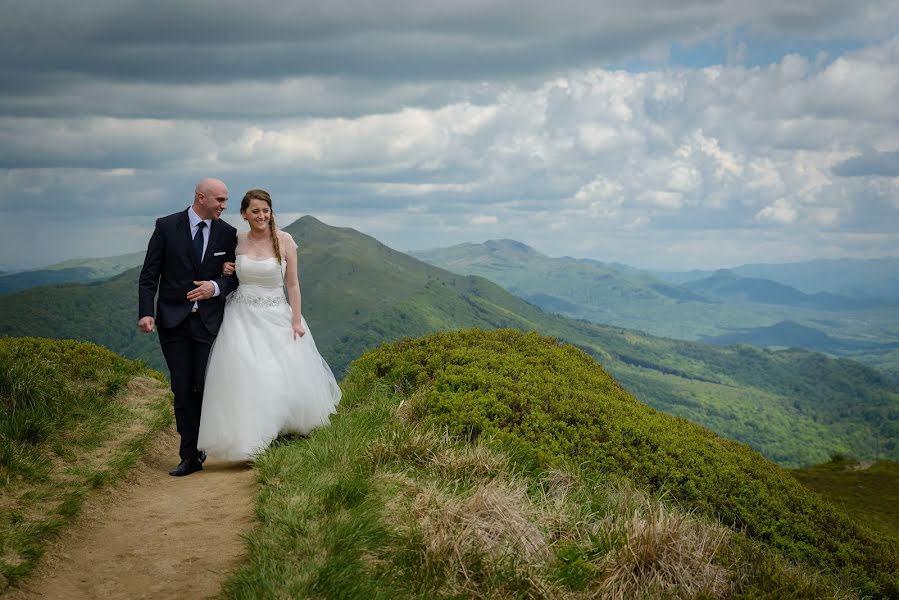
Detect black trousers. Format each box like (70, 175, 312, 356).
(158, 312, 215, 461)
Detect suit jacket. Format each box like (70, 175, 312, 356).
(138, 209, 238, 335)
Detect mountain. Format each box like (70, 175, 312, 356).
(1, 216, 897, 467)
(734, 257, 899, 299)
(656, 257, 899, 300)
(683, 269, 886, 310)
(702, 320, 899, 352)
(0, 251, 145, 295)
(415, 242, 899, 378)
(413, 239, 709, 309)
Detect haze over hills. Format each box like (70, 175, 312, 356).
(0, 251, 145, 295)
(683, 269, 888, 310)
(0, 216, 897, 467)
(414, 240, 899, 379)
(654, 257, 899, 299)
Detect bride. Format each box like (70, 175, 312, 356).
(197, 189, 341, 460)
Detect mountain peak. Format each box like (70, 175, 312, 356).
(482, 239, 540, 255)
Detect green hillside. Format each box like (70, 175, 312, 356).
(0, 337, 171, 588)
(413, 241, 899, 378)
(793, 457, 899, 540)
(227, 329, 898, 598)
(0, 252, 145, 295)
(0, 216, 897, 468)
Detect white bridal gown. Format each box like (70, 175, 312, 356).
(198, 244, 341, 460)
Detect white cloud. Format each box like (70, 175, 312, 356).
(756, 200, 799, 224)
(2, 6, 899, 269)
(469, 215, 498, 226)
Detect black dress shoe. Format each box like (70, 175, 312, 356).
(169, 458, 203, 477)
(197, 449, 207, 464)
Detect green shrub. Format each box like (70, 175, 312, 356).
(356, 328, 899, 597)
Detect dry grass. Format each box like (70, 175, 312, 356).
(394, 384, 430, 424)
(374, 426, 742, 599)
(372, 424, 757, 600)
(385, 475, 557, 598)
(367, 427, 442, 467)
(596, 486, 730, 600)
(429, 441, 509, 482)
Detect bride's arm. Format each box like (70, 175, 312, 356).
(283, 235, 305, 338)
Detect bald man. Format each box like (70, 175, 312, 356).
(138, 178, 239, 476)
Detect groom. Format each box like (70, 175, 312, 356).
(138, 178, 239, 476)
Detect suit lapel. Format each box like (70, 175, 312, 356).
(179, 209, 201, 271)
(202, 219, 221, 268)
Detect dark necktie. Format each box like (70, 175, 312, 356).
(194, 221, 207, 264)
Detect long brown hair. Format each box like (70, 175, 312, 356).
(240, 189, 282, 264)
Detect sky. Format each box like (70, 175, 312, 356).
(2, 0, 899, 271)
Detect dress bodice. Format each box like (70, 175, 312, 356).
(229, 255, 288, 308)
(235, 254, 285, 289)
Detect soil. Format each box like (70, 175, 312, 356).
(6, 429, 257, 600)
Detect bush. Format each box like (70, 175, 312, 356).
(355, 328, 899, 597)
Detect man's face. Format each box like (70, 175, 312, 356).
(196, 183, 228, 220)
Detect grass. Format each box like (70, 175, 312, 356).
(224, 330, 872, 599)
(792, 457, 899, 540)
(0, 336, 172, 590)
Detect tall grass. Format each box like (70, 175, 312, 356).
(224, 333, 852, 599)
(0, 336, 171, 588)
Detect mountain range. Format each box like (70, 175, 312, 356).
(413, 240, 899, 379)
(655, 257, 899, 299)
(0, 217, 897, 467)
(0, 252, 145, 295)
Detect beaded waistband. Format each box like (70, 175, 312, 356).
(229, 286, 287, 307)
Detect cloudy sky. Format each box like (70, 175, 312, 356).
(2, 0, 899, 270)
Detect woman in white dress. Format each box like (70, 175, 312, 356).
(197, 189, 341, 460)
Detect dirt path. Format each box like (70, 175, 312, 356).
(7, 430, 257, 600)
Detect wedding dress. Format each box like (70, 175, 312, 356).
(197, 233, 341, 460)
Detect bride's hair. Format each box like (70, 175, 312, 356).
(240, 189, 282, 264)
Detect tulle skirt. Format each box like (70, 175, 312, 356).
(198, 287, 341, 460)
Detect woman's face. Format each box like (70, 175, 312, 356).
(243, 198, 271, 233)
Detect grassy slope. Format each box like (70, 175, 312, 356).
(413, 243, 899, 377)
(0, 337, 172, 590)
(793, 458, 899, 540)
(0, 216, 896, 467)
(225, 330, 898, 599)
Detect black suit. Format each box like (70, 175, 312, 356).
(138, 209, 238, 460)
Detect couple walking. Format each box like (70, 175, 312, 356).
(137, 178, 341, 476)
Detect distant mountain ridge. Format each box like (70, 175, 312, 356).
(413, 239, 709, 305)
(415, 241, 899, 379)
(656, 257, 899, 299)
(0, 251, 145, 295)
(684, 269, 887, 310)
(1, 217, 897, 467)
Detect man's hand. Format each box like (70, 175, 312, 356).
(138, 316, 156, 333)
(187, 280, 215, 302)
